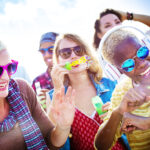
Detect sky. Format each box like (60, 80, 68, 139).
(0, 0, 150, 81)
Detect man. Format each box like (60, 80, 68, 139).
(32, 32, 58, 110)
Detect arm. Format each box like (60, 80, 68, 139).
(116, 10, 150, 27)
(47, 86, 75, 147)
(94, 80, 148, 150)
(95, 108, 123, 150)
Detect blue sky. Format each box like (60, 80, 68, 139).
(0, 0, 150, 80)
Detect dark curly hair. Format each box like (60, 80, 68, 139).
(93, 9, 122, 49)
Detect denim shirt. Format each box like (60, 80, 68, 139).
(49, 77, 116, 104)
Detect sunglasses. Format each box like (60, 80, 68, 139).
(0, 60, 18, 77)
(121, 46, 149, 72)
(57, 46, 85, 59)
(39, 46, 54, 56)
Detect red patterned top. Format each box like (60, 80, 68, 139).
(70, 108, 126, 150)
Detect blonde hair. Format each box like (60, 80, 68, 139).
(53, 33, 103, 84)
(102, 28, 138, 65)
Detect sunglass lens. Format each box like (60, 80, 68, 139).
(137, 46, 149, 59)
(0, 67, 3, 77)
(122, 59, 135, 72)
(40, 50, 45, 55)
(7, 63, 17, 75)
(60, 48, 71, 59)
(48, 49, 53, 55)
(74, 46, 84, 56)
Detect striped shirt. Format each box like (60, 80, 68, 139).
(99, 77, 150, 150)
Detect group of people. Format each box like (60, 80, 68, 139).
(1, 8, 150, 150)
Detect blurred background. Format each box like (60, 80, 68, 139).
(0, 0, 150, 81)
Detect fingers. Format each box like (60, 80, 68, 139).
(99, 112, 108, 119)
(102, 102, 110, 112)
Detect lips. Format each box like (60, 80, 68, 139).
(0, 82, 7, 91)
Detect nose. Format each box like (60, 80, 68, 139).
(70, 50, 78, 59)
(1, 69, 9, 79)
(44, 51, 52, 58)
(135, 57, 146, 69)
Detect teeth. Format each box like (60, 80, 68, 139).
(140, 67, 150, 76)
(0, 83, 7, 87)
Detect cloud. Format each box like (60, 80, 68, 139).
(0, 0, 150, 80)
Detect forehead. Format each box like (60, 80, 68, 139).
(58, 38, 78, 49)
(40, 42, 54, 49)
(100, 14, 120, 24)
(113, 37, 141, 65)
(0, 50, 11, 65)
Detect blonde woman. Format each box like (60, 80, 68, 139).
(48, 34, 127, 150)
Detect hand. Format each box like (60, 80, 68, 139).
(121, 112, 150, 132)
(48, 86, 75, 130)
(37, 89, 49, 109)
(118, 86, 147, 115)
(51, 64, 69, 90)
(99, 102, 110, 119)
(121, 112, 137, 133)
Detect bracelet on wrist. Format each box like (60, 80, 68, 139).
(127, 12, 133, 20)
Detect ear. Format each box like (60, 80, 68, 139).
(97, 32, 103, 39)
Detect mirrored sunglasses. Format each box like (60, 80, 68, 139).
(0, 60, 18, 77)
(121, 46, 149, 72)
(39, 46, 54, 56)
(57, 46, 85, 59)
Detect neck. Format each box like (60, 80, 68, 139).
(68, 71, 92, 89)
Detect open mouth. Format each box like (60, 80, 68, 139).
(0, 82, 7, 91)
(140, 67, 150, 77)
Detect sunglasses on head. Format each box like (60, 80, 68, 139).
(121, 46, 149, 72)
(39, 46, 54, 56)
(0, 60, 18, 77)
(57, 45, 85, 59)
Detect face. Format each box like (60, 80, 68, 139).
(98, 14, 121, 38)
(39, 42, 54, 68)
(57, 38, 87, 74)
(0, 50, 11, 99)
(113, 38, 150, 84)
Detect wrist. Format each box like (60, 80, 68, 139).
(114, 107, 123, 118)
(127, 12, 133, 20)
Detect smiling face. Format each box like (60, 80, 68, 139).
(98, 14, 121, 38)
(40, 41, 54, 68)
(113, 37, 150, 84)
(57, 38, 87, 74)
(0, 50, 11, 100)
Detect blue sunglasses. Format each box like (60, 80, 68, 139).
(121, 46, 149, 72)
(39, 46, 54, 56)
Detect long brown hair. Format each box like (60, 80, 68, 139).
(53, 33, 103, 84)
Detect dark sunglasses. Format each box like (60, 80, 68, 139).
(39, 46, 54, 56)
(121, 46, 149, 72)
(57, 46, 85, 59)
(0, 60, 18, 77)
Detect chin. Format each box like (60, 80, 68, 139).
(0, 91, 9, 99)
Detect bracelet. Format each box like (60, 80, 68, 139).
(127, 12, 133, 20)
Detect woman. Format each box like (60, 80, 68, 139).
(95, 26, 150, 150)
(93, 9, 150, 81)
(0, 40, 75, 150)
(48, 33, 128, 150)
